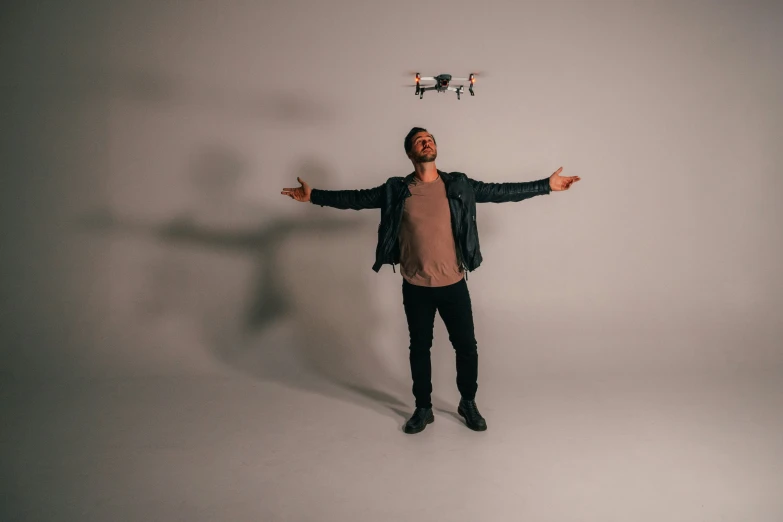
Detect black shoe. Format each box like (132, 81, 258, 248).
(403, 407, 434, 434)
(458, 399, 487, 431)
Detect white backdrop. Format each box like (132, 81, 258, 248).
(2, 0, 781, 383)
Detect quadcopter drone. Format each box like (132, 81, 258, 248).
(413, 73, 476, 100)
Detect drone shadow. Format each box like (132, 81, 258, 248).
(51, 58, 336, 126)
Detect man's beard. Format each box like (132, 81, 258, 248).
(413, 150, 437, 163)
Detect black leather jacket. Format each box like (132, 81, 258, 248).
(310, 170, 551, 275)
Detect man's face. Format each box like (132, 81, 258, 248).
(408, 131, 437, 163)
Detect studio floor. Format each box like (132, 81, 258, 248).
(3, 366, 782, 522)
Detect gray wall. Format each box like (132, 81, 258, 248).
(2, 0, 782, 382)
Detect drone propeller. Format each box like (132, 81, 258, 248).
(403, 71, 437, 81)
(451, 71, 487, 82)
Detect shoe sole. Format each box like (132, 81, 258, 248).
(403, 413, 434, 434)
(458, 406, 487, 431)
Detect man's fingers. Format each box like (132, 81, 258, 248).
(553, 167, 563, 175)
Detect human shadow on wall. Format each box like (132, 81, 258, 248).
(79, 148, 412, 422)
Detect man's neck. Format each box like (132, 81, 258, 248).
(412, 162, 439, 183)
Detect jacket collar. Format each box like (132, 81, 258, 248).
(403, 169, 453, 184)
(402, 170, 460, 199)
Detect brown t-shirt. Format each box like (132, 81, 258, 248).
(398, 174, 465, 287)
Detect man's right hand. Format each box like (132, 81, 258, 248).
(281, 177, 312, 202)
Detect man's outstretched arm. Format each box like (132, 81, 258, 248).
(281, 177, 383, 210)
(310, 185, 383, 210)
(469, 167, 580, 203)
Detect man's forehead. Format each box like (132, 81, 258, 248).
(413, 132, 433, 141)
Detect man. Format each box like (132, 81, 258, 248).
(281, 127, 580, 434)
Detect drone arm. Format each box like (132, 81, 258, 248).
(468, 176, 551, 203)
(310, 184, 384, 210)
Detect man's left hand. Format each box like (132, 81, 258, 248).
(549, 167, 580, 191)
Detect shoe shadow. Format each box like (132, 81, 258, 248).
(337, 382, 410, 423)
(433, 406, 463, 425)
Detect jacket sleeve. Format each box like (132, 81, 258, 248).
(309, 184, 384, 210)
(468, 176, 551, 203)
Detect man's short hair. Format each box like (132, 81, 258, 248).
(404, 127, 435, 154)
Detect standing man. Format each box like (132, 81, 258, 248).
(282, 127, 580, 434)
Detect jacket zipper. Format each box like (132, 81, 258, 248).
(466, 213, 474, 280)
(451, 190, 469, 281)
(391, 182, 410, 275)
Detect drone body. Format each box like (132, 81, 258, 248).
(414, 72, 476, 100)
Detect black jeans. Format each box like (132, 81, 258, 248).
(402, 277, 478, 409)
